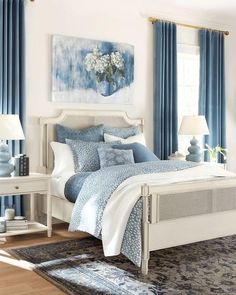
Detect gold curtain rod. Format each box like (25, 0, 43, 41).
(148, 17, 229, 36)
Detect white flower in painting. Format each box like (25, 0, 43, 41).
(92, 47, 102, 58)
(84, 53, 97, 71)
(94, 54, 110, 73)
(84, 47, 125, 84)
(111, 51, 124, 70)
(84, 47, 104, 71)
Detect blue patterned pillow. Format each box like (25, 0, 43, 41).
(56, 124, 104, 143)
(112, 143, 160, 163)
(103, 125, 140, 139)
(66, 139, 120, 172)
(97, 147, 135, 168)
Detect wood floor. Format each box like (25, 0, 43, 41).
(0, 223, 89, 295)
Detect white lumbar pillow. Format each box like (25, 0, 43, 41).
(50, 142, 74, 176)
(104, 133, 146, 146)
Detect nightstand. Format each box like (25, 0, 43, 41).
(0, 173, 52, 238)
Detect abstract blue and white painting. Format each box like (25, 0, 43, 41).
(52, 35, 134, 104)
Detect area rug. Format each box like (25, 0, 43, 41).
(10, 236, 236, 295)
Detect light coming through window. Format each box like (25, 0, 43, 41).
(177, 45, 200, 155)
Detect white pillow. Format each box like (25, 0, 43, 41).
(104, 133, 146, 146)
(50, 142, 74, 176)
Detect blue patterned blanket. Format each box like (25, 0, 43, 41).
(68, 160, 197, 266)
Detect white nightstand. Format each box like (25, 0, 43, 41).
(0, 173, 52, 238)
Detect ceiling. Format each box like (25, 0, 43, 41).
(145, 0, 236, 24)
(179, 0, 236, 17)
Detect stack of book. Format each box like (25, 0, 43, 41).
(6, 219, 29, 231)
(14, 154, 29, 176)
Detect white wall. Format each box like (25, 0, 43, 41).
(25, 0, 153, 171)
(25, 0, 235, 171)
(225, 25, 236, 172)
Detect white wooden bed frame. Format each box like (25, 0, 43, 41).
(39, 109, 236, 275)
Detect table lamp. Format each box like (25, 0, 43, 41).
(0, 115, 25, 177)
(179, 115, 209, 162)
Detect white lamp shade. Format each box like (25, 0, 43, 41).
(0, 115, 25, 140)
(179, 115, 210, 135)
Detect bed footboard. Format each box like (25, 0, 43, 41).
(141, 184, 150, 275)
(140, 177, 236, 275)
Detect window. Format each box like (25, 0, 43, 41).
(177, 44, 200, 155)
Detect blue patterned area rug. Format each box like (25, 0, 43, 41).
(10, 236, 236, 295)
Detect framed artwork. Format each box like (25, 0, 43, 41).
(51, 35, 134, 104)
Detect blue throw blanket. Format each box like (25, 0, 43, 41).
(68, 160, 197, 266)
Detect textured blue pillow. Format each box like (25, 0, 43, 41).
(56, 124, 104, 143)
(103, 125, 140, 139)
(112, 143, 159, 163)
(64, 172, 92, 203)
(97, 147, 135, 168)
(66, 139, 120, 172)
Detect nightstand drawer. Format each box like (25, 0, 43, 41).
(0, 180, 48, 195)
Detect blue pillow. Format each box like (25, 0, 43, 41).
(64, 172, 92, 203)
(66, 139, 120, 172)
(103, 125, 140, 139)
(56, 124, 104, 143)
(97, 147, 135, 168)
(112, 143, 159, 163)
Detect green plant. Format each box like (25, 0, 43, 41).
(205, 144, 227, 162)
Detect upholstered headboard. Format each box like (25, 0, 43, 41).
(39, 109, 144, 173)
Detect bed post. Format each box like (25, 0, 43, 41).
(141, 183, 150, 275)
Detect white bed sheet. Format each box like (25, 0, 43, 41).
(51, 172, 75, 199)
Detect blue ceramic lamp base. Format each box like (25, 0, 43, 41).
(0, 141, 14, 177)
(186, 136, 202, 163)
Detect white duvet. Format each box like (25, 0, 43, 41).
(102, 164, 236, 256)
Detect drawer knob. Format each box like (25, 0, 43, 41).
(15, 186, 19, 189)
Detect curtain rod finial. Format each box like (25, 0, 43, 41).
(148, 17, 157, 24)
(225, 31, 229, 36)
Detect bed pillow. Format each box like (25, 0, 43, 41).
(50, 142, 74, 176)
(112, 143, 160, 163)
(103, 125, 140, 139)
(56, 124, 104, 143)
(104, 132, 146, 146)
(97, 147, 135, 168)
(66, 139, 120, 172)
(64, 172, 92, 203)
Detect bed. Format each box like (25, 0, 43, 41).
(39, 109, 144, 222)
(39, 109, 236, 275)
